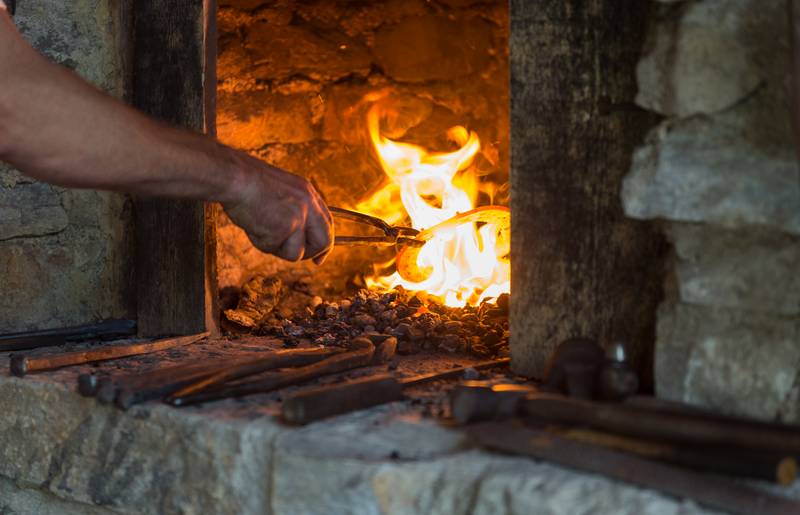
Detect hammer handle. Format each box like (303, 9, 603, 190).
(282, 374, 404, 425)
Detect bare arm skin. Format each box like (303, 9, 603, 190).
(0, 11, 332, 263)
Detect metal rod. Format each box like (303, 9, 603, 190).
(0, 319, 136, 353)
(282, 357, 511, 425)
(168, 340, 377, 407)
(469, 422, 800, 515)
(166, 346, 347, 401)
(521, 394, 800, 454)
(10, 332, 208, 377)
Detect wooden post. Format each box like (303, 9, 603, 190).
(509, 1, 667, 384)
(132, 0, 219, 337)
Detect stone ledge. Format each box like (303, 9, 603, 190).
(2, 369, 798, 515)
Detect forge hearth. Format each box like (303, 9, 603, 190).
(214, 0, 511, 309)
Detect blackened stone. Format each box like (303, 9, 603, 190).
(373, 16, 493, 82)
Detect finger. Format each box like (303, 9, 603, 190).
(304, 207, 334, 260)
(312, 249, 331, 266)
(307, 183, 333, 225)
(277, 229, 306, 262)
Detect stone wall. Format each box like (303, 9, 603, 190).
(0, 1, 134, 332)
(215, 0, 509, 291)
(623, 0, 800, 420)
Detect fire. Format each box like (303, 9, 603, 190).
(357, 104, 510, 308)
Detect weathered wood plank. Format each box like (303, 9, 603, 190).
(133, 0, 218, 337)
(509, 0, 667, 386)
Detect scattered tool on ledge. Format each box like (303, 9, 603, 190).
(468, 421, 800, 515)
(10, 332, 208, 377)
(0, 318, 136, 353)
(166, 335, 395, 407)
(281, 356, 511, 425)
(95, 345, 347, 409)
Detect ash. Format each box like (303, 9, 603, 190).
(224, 276, 509, 359)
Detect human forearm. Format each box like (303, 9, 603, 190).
(0, 12, 242, 203)
(0, 11, 332, 262)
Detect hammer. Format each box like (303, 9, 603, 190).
(450, 383, 800, 483)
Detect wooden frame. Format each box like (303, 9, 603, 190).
(132, 0, 219, 337)
(509, 0, 667, 383)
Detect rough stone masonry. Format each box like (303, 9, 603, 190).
(623, 0, 800, 421)
(0, 0, 135, 333)
(214, 0, 510, 292)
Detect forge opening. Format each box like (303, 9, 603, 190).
(215, 0, 511, 360)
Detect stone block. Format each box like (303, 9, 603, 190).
(655, 302, 800, 421)
(320, 84, 435, 146)
(1, 2, 135, 333)
(371, 453, 714, 515)
(0, 375, 278, 515)
(2, 365, 796, 515)
(623, 96, 800, 235)
(0, 163, 36, 188)
(0, 197, 132, 333)
(245, 21, 371, 82)
(636, 0, 774, 117)
(331, 0, 431, 38)
(669, 224, 800, 315)
(217, 90, 316, 148)
(0, 183, 68, 241)
(0, 477, 115, 515)
(15, 0, 131, 96)
(373, 16, 493, 82)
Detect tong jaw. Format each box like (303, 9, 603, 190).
(330, 207, 424, 248)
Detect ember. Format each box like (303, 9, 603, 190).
(257, 286, 509, 359)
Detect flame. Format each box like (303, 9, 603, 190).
(357, 105, 510, 308)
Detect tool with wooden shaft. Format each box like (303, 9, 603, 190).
(469, 421, 800, 515)
(451, 383, 800, 484)
(281, 357, 510, 425)
(97, 346, 346, 410)
(10, 332, 209, 377)
(167, 336, 393, 407)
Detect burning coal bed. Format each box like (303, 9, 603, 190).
(223, 275, 510, 361)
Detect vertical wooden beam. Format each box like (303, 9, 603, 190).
(509, 1, 667, 384)
(133, 0, 218, 337)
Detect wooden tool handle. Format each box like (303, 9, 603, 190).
(469, 422, 800, 515)
(282, 374, 404, 425)
(522, 395, 800, 454)
(167, 341, 376, 407)
(559, 427, 798, 485)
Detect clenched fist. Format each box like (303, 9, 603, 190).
(222, 152, 333, 264)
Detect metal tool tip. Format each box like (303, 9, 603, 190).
(607, 342, 627, 362)
(9, 355, 28, 377)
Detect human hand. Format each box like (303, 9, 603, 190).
(222, 153, 333, 264)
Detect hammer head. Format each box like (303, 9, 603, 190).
(450, 381, 535, 425)
(361, 334, 398, 365)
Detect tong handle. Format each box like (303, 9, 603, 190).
(329, 206, 396, 236)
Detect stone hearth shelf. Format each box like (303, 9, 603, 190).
(1, 370, 798, 515)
